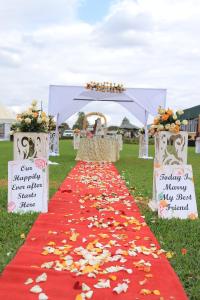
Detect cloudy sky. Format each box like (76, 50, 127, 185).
(1, 0, 200, 126)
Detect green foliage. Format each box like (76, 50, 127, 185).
(72, 112, 86, 130)
(59, 122, 70, 135)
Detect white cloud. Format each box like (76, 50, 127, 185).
(0, 0, 200, 127)
(0, 0, 79, 30)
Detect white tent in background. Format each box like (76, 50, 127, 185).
(0, 104, 15, 140)
(48, 85, 167, 157)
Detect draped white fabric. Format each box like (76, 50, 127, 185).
(126, 88, 167, 116)
(48, 85, 166, 125)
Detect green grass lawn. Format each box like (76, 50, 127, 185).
(0, 140, 200, 299)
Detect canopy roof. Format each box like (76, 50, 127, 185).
(48, 85, 166, 126)
(181, 105, 200, 120)
(0, 104, 15, 123)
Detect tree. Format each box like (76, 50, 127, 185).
(107, 125, 119, 131)
(73, 112, 86, 130)
(59, 122, 70, 135)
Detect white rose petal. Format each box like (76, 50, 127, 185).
(38, 292, 48, 300)
(82, 283, 91, 291)
(113, 283, 128, 294)
(84, 290, 93, 299)
(24, 278, 33, 285)
(106, 266, 123, 273)
(30, 285, 43, 294)
(94, 279, 110, 288)
(87, 273, 96, 278)
(41, 261, 54, 269)
(35, 273, 47, 283)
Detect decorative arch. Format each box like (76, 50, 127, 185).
(83, 112, 107, 129)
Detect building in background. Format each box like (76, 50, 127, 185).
(119, 117, 139, 138)
(0, 104, 15, 140)
(181, 105, 200, 140)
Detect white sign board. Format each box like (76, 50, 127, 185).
(155, 165, 198, 219)
(8, 158, 48, 213)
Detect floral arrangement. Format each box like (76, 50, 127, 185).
(48, 115, 56, 131)
(149, 107, 188, 135)
(85, 81, 125, 93)
(10, 100, 50, 134)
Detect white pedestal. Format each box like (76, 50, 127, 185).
(49, 131, 59, 156)
(116, 134, 123, 151)
(73, 133, 80, 150)
(195, 137, 200, 154)
(149, 131, 188, 211)
(14, 132, 49, 160)
(138, 134, 146, 158)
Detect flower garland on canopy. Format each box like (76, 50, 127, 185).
(10, 100, 54, 134)
(85, 81, 125, 93)
(149, 107, 188, 135)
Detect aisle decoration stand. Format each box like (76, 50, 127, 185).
(195, 115, 200, 153)
(49, 115, 59, 156)
(11, 101, 49, 160)
(73, 128, 80, 150)
(138, 128, 147, 158)
(195, 137, 200, 153)
(149, 107, 198, 219)
(9, 100, 49, 213)
(116, 129, 123, 151)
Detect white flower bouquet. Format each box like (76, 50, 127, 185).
(10, 100, 50, 134)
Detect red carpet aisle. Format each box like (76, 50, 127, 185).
(0, 162, 188, 300)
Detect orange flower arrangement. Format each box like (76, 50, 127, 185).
(150, 106, 188, 135)
(10, 100, 53, 134)
(161, 114, 170, 121)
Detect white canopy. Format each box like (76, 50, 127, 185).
(48, 85, 166, 126)
(48, 85, 166, 158)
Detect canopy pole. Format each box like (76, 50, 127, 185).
(54, 113, 60, 156)
(144, 110, 149, 159)
(55, 113, 59, 135)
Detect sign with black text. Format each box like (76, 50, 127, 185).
(155, 165, 198, 219)
(8, 158, 48, 213)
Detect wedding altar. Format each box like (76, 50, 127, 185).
(75, 136, 120, 162)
